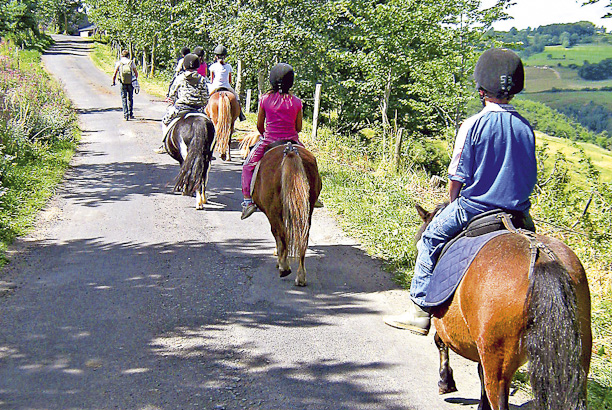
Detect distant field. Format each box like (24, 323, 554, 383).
(523, 43, 612, 93)
(536, 132, 612, 182)
(524, 66, 612, 92)
(525, 43, 612, 67)
(524, 90, 612, 112)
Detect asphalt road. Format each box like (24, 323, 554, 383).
(0, 35, 530, 410)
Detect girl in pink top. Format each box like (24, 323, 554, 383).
(241, 63, 303, 219)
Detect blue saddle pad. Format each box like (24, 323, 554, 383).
(424, 230, 508, 307)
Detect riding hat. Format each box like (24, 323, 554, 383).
(193, 46, 204, 58)
(180, 46, 190, 57)
(214, 45, 227, 56)
(183, 53, 200, 70)
(269, 63, 294, 93)
(474, 48, 524, 98)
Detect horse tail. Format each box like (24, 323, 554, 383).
(175, 118, 211, 194)
(525, 256, 586, 410)
(281, 150, 310, 258)
(215, 93, 232, 157)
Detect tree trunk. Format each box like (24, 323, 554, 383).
(142, 49, 148, 77)
(150, 37, 156, 77)
(381, 69, 392, 161)
(257, 68, 266, 99)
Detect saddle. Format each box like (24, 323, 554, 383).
(162, 111, 210, 141)
(424, 209, 534, 307)
(438, 208, 532, 260)
(210, 87, 231, 95)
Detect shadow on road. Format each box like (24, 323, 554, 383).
(0, 235, 409, 410)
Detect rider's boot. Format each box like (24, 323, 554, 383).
(241, 199, 257, 220)
(383, 300, 431, 335)
(239, 110, 246, 121)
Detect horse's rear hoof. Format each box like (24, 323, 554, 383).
(279, 269, 291, 278)
(221, 153, 226, 161)
(294, 279, 307, 287)
(438, 381, 458, 395)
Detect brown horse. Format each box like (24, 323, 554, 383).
(205, 91, 240, 161)
(252, 142, 322, 286)
(415, 204, 591, 410)
(165, 115, 216, 209)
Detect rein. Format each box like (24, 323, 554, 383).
(498, 214, 558, 278)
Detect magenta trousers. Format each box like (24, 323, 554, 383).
(241, 138, 302, 198)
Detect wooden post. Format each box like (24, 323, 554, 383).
(394, 128, 404, 172)
(245, 89, 252, 114)
(236, 59, 243, 100)
(311, 83, 322, 140)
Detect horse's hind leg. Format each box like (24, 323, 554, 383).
(272, 226, 291, 277)
(478, 356, 514, 410)
(477, 363, 493, 410)
(196, 183, 206, 210)
(295, 251, 306, 287)
(435, 333, 457, 394)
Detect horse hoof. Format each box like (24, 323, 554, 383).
(438, 382, 458, 395)
(294, 279, 307, 287)
(279, 269, 291, 278)
(221, 153, 226, 161)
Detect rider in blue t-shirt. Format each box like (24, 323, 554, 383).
(384, 48, 537, 336)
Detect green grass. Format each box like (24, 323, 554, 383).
(0, 44, 79, 263)
(525, 43, 612, 67)
(0, 141, 75, 259)
(536, 132, 612, 183)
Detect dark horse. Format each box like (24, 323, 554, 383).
(165, 115, 215, 209)
(205, 91, 240, 161)
(415, 204, 591, 410)
(252, 142, 322, 286)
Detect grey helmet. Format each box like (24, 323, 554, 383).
(183, 53, 200, 70)
(213, 45, 227, 56)
(474, 48, 524, 98)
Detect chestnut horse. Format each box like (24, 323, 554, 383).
(252, 142, 322, 286)
(165, 115, 215, 209)
(415, 204, 591, 410)
(205, 90, 240, 161)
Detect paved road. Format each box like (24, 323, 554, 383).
(0, 35, 530, 410)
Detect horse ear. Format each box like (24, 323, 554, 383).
(415, 204, 429, 221)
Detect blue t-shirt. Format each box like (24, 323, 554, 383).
(448, 103, 537, 213)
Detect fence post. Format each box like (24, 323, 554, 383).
(394, 128, 404, 172)
(311, 83, 322, 140)
(245, 89, 252, 114)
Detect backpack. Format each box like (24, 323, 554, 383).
(119, 60, 133, 84)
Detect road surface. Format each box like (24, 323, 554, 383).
(0, 35, 530, 410)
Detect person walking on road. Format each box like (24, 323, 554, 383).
(112, 50, 138, 120)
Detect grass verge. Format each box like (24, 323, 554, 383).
(0, 41, 79, 264)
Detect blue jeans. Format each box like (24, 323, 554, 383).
(410, 199, 479, 307)
(121, 83, 134, 118)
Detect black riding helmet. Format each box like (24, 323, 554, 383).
(269, 63, 294, 93)
(474, 48, 524, 98)
(183, 53, 200, 70)
(214, 45, 227, 56)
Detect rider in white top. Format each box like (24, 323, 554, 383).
(208, 45, 246, 121)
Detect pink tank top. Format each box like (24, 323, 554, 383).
(260, 92, 302, 141)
